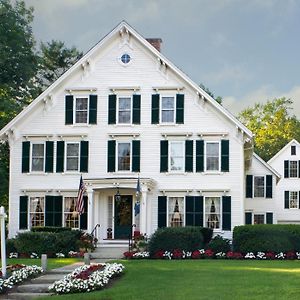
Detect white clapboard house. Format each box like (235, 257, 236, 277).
(0, 22, 284, 244)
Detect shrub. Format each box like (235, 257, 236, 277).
(233, 225, 300, 253)
(6, 238, 17, 254)
(201, 227, 214, 245)
(207, 235, 231, 253)
(31, 226, 71, 233)
(148, 227, 204, 256)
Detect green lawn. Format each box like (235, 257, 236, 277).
(1, 258, 82, 270)
(39, 259, 300, 300)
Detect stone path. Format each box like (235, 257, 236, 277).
(1, 260, 108, 300)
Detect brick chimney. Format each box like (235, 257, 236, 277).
(146, 38, 162, 52)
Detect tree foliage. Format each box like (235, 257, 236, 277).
(238, 98, 300, 161)
(199, 83, 222, 104)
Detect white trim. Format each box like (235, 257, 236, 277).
(28, 196, 45, 229)
(166, 196, 185, 228)
(197, 132, 228, 137)
(110, 86, 140, 92)
(65, 142, 80, 172)
(116, 141, 132, 172)
(287, 191, 299, 209)
(268, 139, 300, 163)
(168, 140, 185, 173)
(153, 86, 184, 92)
(65, 87, 97, 93)
(204, 196, 222, 231)
(161, 132, 192, 138)
(30, 142, 46, 173)
(63, 196, 80, 229)
(73, 96, 89, 125)
(160, 95, 176, 124)
(204, 141, 221, 172)
(108, 133, 140, 138)
(253, 153, 281, 179)
(253, 175, 265, 198)
(117, 95, 132, 125)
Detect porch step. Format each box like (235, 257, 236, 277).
(91, 246, 128, 259)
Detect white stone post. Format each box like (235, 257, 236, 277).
(0, 206, 7, 278)
(87, 188, 94, 233)
(41, 254, 47, 272)
(139, 188, 148, 235)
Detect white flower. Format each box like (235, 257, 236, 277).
(56, 253, 65, 258)
(245, 252, 256, 259)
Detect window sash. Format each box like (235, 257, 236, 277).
(29, 197, 45, 227)
(254, 176, 265, 198)
(64, 197, 79, 229)
(169, 141, 184, 172)
(167, 197, 184, 227)
(31, 143, 45, 172)
(75, 97, 88, 124)
(205, 197, 221, 229)
(66, 143, 80, 171)
(253, 214, 265, 224)
(161, 96, 175, 123)
(117, 142, 131, 171)
(289, 161, 298, 178)
(205, 142, 220, 171)
(289, 191, 298, 209)
(118, 97, 132, 124)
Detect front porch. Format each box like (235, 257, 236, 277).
(84, 177, 155, 243)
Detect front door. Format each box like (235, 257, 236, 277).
(114, 195, 132, 239)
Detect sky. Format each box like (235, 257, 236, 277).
(25, 0, 300, 116)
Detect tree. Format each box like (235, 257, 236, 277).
(199, 83, 222, 104)
(238, 98, 300, 161)
(36, 40, 83, 92)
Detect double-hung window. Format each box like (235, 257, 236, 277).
(161, 96, 175, 123)
(64, 197, 79, 228)
(254, 176, 265, 197)
(118, 97, 132, 124)
(168, 197, 184, 227)
(289, 191, 298, 208)
(289, 161, 298, 178)
(75, 97, 88, 124)
(29, 197, 45, 227)
(31, 143, 45, 172)
(205, 197, 221, 229)
(169, 141, 184, 172)
(253, 214, 265, 224)
(206, 142, 220, 171)
(117, 142, 131, 171)
(66, 143, 80, 171)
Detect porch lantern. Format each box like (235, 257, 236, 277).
(115, 187, 121, 202)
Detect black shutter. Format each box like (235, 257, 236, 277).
(158, 196, 167, 228)
(151, 94, 160, 124)
(65, 95, 74, 125)
(132, 140, 140, 172)
(222, 196, 231, 230)
(246, 175, 253, 198)
(108, 94, 116, 124)
(45, 141, 54, 173)
(221, 140, 229, 172)
(196, 140, 204, 172)
(185, 196, 203, 226)
(176, 94, 184, 124)
(56, 141, 65, 173)
(160, 140, 168, 172)
(22, 141, 30, 173)
(132, 94, 141, 124)
(266, 212, 273, 224)
(298, 161, 300, 178)
(80, 141, 89, 173)
(89, 95, 97, 124)
(284, 191, 290, 209)
(107, 140, 116, 172)
(245, 212, 252, 225)
(284, 160, 289, 178)
(80, 196, 88, 230)
(45, 196, 62, 227)
(265, 175, 273, 198)
(19, 196, 28, 229)
(185, 140, 193, 172)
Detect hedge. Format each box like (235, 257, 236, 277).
(148, 226, 206, 255)
(233, 224, 300, 253)
(31, 226, 72, 233)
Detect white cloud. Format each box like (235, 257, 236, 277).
(223, 85, 300, 117)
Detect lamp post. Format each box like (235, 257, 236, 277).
(0, 206, 7, 278)
(114, 187, 121, 202)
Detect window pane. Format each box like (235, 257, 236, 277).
(254, 176, 264, 197)
(67, 144, 79, 156)
(290, 191, 298, 208)
(168, 197, 184, 227)
(29, 197, 45, 227)
(75, 98, 88, 123)
(118, 97, 131, 124)
(162, 97, 174, 109)
(67, 158, 79, 171)
(162, 110, 174, 123)
(205, 197, 220, 229)
(119, 111, 131, 123)
(161, 97, 174, 123)
(76, 98, 88, 110)
(66, 144, 79, 171)
(31, 144, 44, 171)
(254, 214, 264, 224)
(76, 111, 87, 123)
(170, 142, 184, 171)
(64, 197, 79, 228)
(119, 98, 131, 110)
(206, 142, 219, 171)
(289, 161, 298, 178)
(118, 143, 131, 171)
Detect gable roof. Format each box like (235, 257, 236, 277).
(0, 21, 253, 139)
(253, 153, 281, 179)
(268, 139, 300, 164)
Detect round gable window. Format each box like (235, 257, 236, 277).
(121, 53, 131, 64)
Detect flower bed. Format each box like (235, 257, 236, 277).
(123, 249, 300, 260)
(48, 263, 124, 294)
(0, 265, 43, 294)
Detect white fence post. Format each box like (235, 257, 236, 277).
(0, 206, 7, 278)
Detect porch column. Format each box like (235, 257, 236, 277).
(87, 187, 94, 233)
(140, 187, 148, 235)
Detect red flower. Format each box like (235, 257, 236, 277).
(286, 251, 296, 260)
(123, 251, 134, 259)
(205, 249, 214, 258)
(191, 250, 201, 259)
(234, 252, 243, 259)
(74, 264, 103, 279)
(265, 252, 275, 260)
(153, 250, 164, 259)
(172, 249, 183, 259)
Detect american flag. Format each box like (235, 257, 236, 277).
(76, 175, 86, 215)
